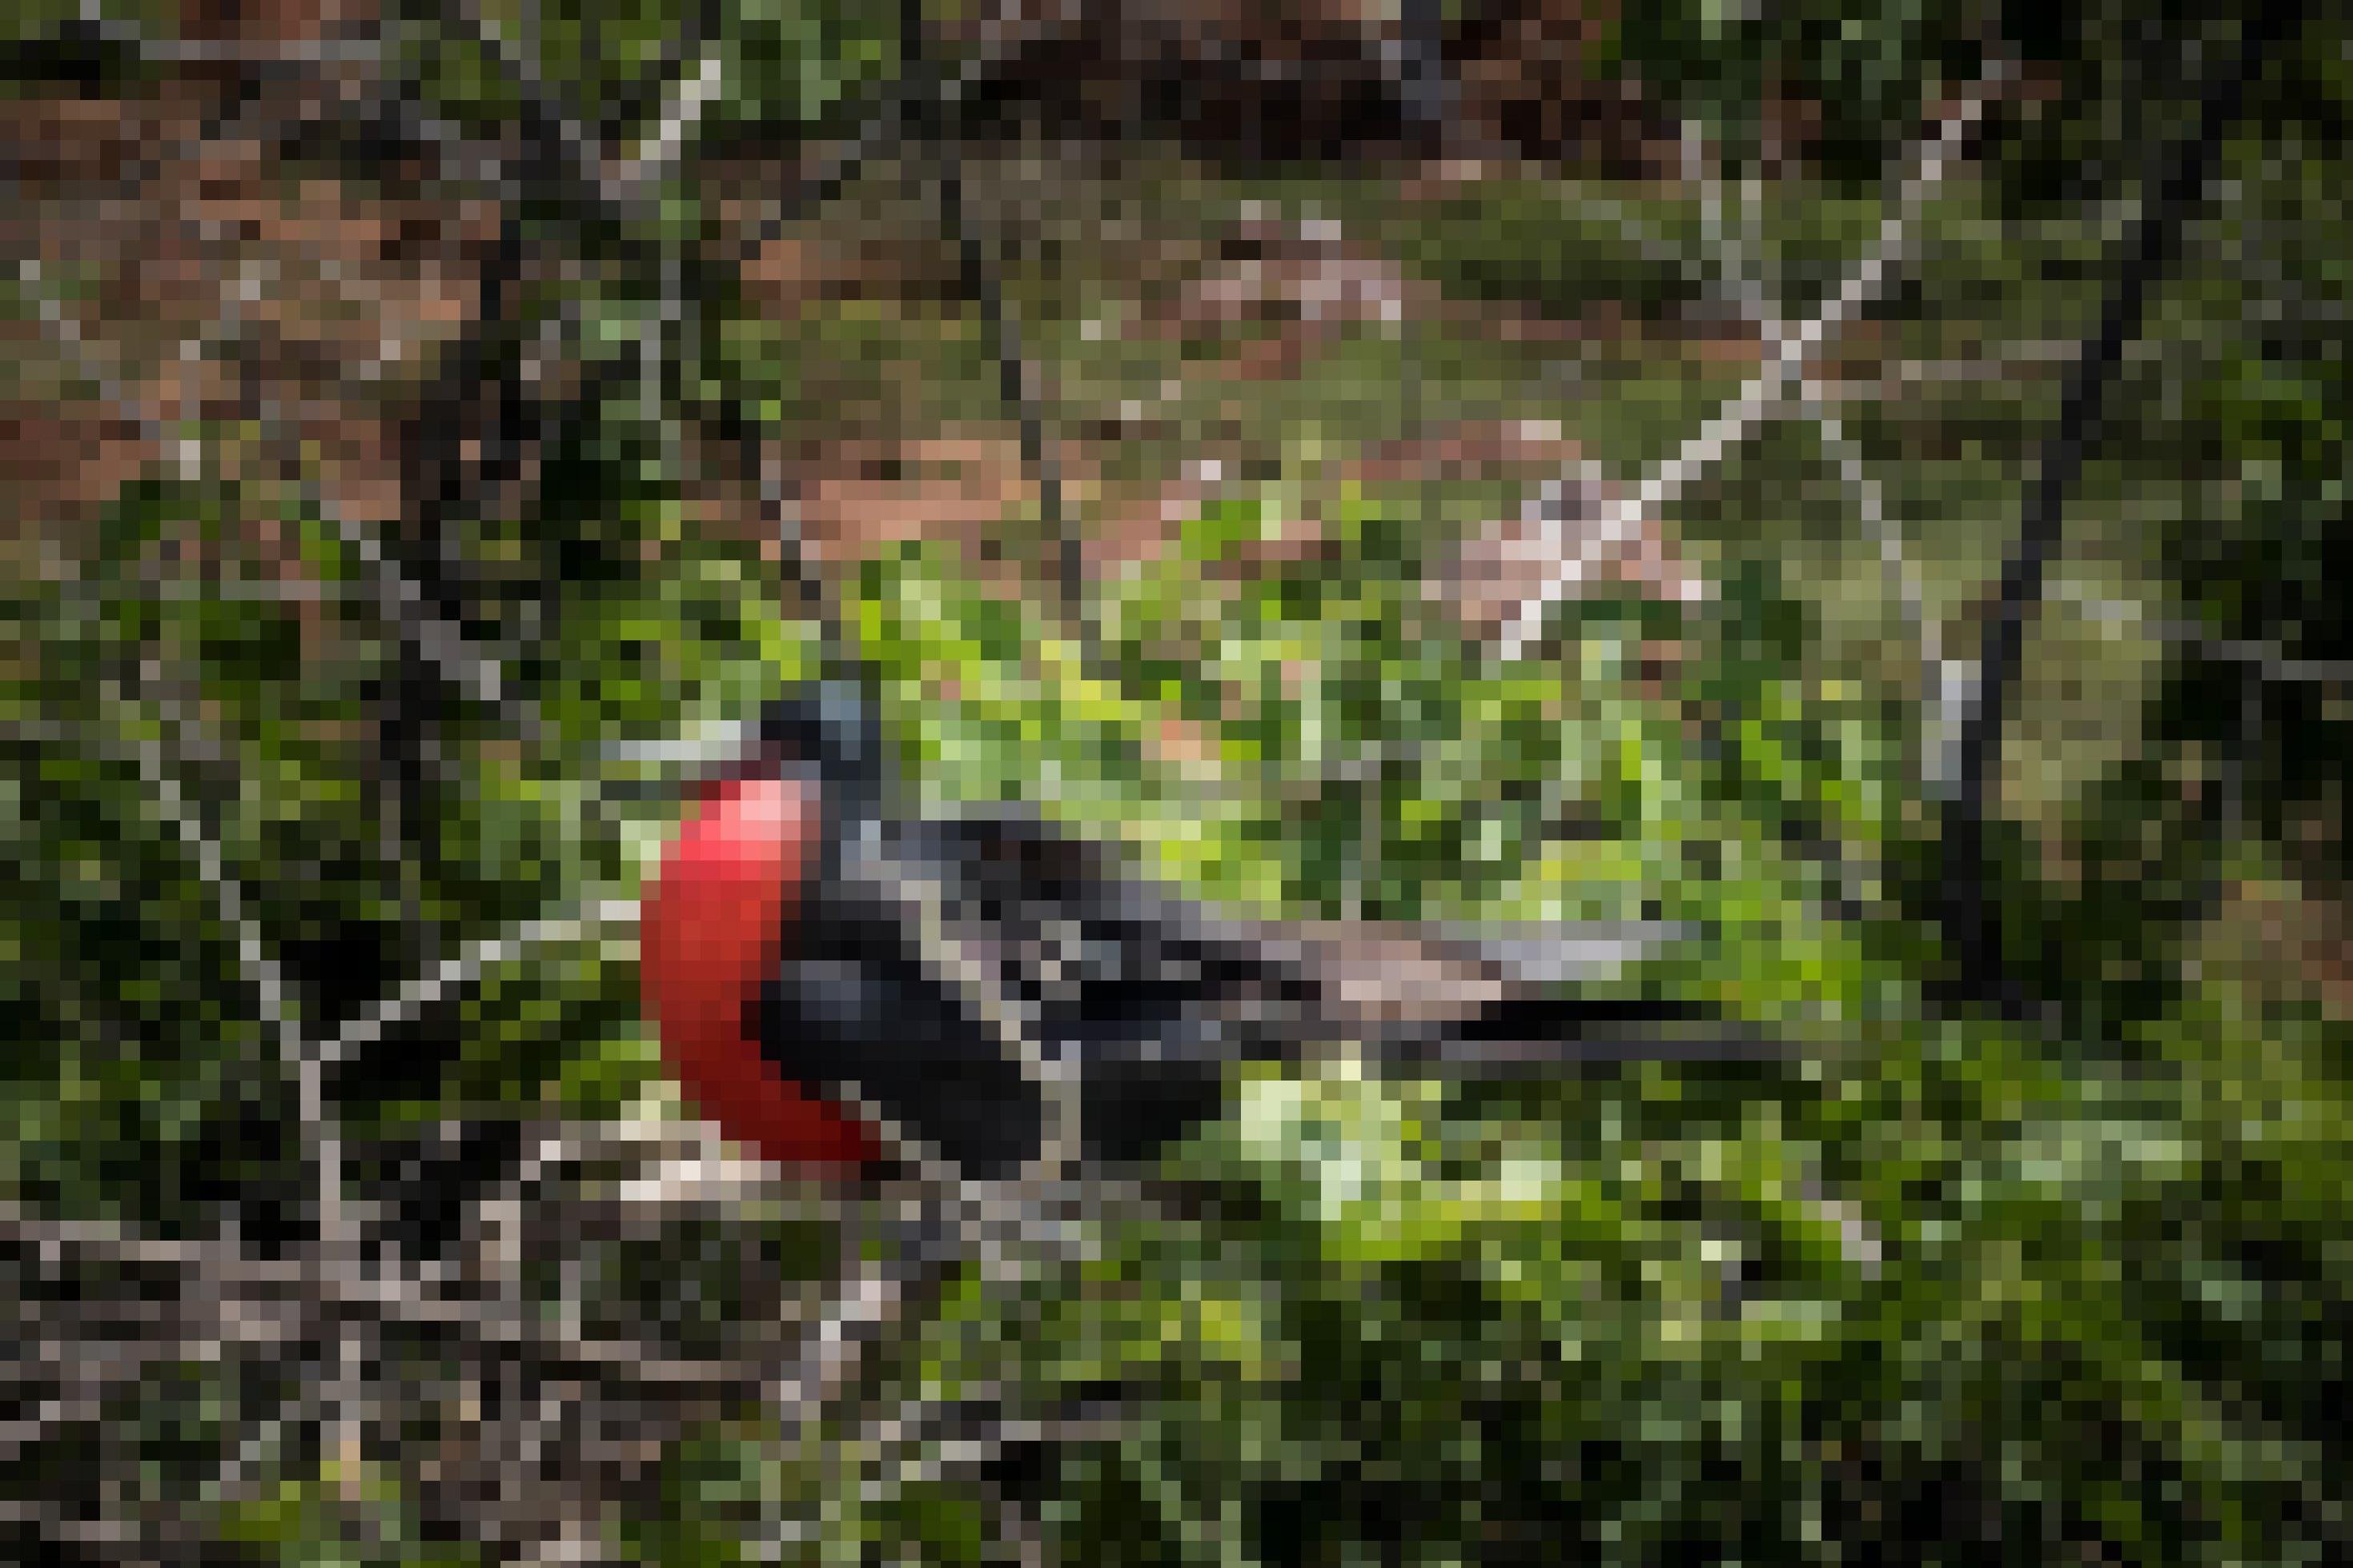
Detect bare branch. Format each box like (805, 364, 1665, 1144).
(68, 2, 384, 66)
(130, 740, 308, 1067)
(1944, 6, 2301, 1003)
(770, 1253, 916, 1430)
(323, 900, 640, 1068)
(315, 488, 521, 713)
(0, 1202, 775, 1396)
(444, 0, 619, 211)
(122, 720, 361, 1477)
(2159, 628, 2351, 687)
(853, 1387, 1137, 1482)
(613, 48, 727, 195)
(1497, 59, 2016, 661)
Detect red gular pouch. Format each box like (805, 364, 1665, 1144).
(640, 771, 881, 1170)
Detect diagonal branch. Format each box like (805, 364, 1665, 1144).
(322, 900, 641, 1068)
(612, 47, 728, 197)
(1496, 58, 2015, 661)
(897, 2, 1075, 614)
(131, 739, 308, 1106)
(441, 0, 621, 213)
(125, 712, 376, 1480)
(1940, 5, 2303, 1006)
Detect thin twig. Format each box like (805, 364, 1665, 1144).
(853, 1388, 1137, 1482)
(772, 1252, 918, 1430)
(1684, 104, 1913, 924)
(316, 487, 520, 713)
(904, 2, 1075, 616)
(1817, 411, 1939, 667)
(323, 900, 640, 1068)
(2162, 628, 2351, 687)
(0, 1203, 778, 1395)
(444, 0, 621, 214)
(109, 663, 381, 1483)
(67, 2, 383, 66)
(732, 15, 1074, 263)
(0, 1495, 227, 1562)
(140, 753, 306, 1150)
(614, 48, 727, 197)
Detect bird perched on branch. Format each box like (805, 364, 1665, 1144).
(641, 680, 1773, 1181)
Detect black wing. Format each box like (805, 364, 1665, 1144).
(758, 806, 1313, 1175)
(763, 804, 1757, 1176)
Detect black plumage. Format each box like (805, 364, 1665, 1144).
(742, 682, 1766, 1179)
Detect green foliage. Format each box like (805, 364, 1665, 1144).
(10, 3, 2351, 1560)
(419, 0, 902, 143)
(716, 0, 902, 131)
(813, 994, 2348, 1565)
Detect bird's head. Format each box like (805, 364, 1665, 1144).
(752, 677, 892, 813)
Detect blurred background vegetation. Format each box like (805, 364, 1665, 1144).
(4, 0, 2348, 1562)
